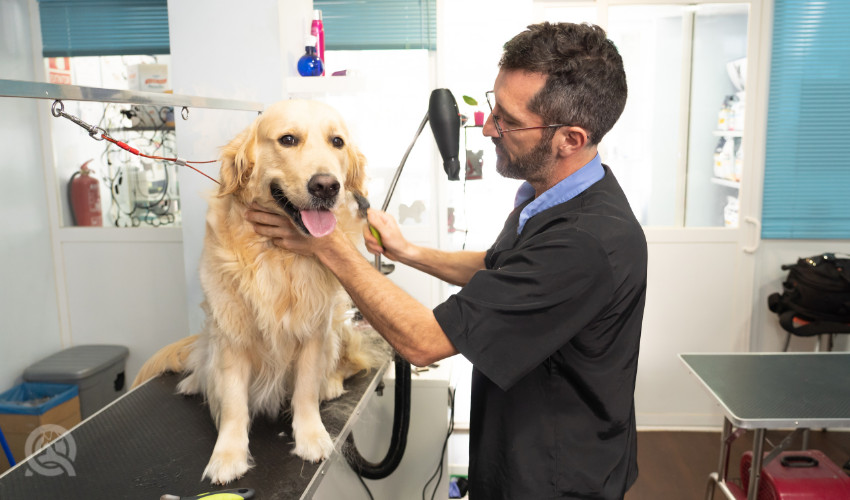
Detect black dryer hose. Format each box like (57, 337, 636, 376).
(345, 353, 412, 479)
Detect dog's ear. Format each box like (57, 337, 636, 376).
(345, 143, 368, 199)
(218, 121, 258, 197)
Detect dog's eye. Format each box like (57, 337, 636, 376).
(332, 136, 345, 149)
(278, 135, 298, 147)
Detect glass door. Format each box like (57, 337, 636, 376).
(605, 3, 750, 227)
(605, 5, 687, 226)
(685, 3, 750, 227)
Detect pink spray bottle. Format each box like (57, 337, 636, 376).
(311, 10, 325, 76)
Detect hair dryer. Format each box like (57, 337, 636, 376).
(428, 89, 461, 181)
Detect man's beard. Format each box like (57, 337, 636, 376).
(493, 130, 557, 182)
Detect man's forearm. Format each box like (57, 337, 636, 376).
(318, 234, 458, 366)
(396, 245, 486, 286)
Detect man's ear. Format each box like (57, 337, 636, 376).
(555, 126, 590, 158)
(345, 143, 368, 200)
(218, 121, 258, 197)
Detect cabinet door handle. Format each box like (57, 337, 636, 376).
(743, 216, 760, 253)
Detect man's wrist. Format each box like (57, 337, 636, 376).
(316, 230, 358, 272)
(393, 241, 419, 267)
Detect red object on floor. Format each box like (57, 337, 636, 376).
(740, 449, 850, 499)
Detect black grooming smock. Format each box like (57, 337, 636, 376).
(433, 165, 647, 499)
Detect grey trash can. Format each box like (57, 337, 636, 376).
(23, 345, 129, 419)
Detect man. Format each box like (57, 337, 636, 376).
(248, 22, 646, 499)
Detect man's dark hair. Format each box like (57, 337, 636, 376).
(499, 22, 627, 145)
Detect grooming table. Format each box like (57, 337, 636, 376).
(680, 353, 850, 500)
(0, 362, 388, 499)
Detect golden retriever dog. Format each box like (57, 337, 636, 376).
(133, 99, 387, 485)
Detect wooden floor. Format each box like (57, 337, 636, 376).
(625, 429, 850, 499)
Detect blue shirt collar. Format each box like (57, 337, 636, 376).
(514, 154, 605, 234)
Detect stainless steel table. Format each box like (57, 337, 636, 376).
(680, 353, 850, 500)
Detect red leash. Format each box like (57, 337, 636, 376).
(51, 100, 221, 185)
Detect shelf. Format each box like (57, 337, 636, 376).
(58, 226, 182, 243)
(284, 75, 367, 96)
(712, 130, 743, 137)
(710, 177, 741, 189)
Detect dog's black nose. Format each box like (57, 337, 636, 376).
(307, 174, 340, 200)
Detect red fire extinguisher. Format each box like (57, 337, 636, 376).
(69, 159, 102, 226)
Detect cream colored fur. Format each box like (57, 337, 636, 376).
(132, 100, 385, 485)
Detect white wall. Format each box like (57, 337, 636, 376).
(636, 232, 748, 428)
(0, 0, 64, 391)
(59, 231, 190, 380)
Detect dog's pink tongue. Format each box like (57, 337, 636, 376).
(301, 210, 337, 237)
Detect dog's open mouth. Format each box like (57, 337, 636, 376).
(270, 183, 337, 237)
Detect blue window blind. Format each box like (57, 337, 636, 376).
(314, 0, 436, 50)
(762, 0, 850, 239)
(38, 0, 170, 57)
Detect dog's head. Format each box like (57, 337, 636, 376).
(218, 99, 367, 236)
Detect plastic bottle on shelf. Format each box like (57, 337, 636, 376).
(721, 136, 735, 180)
(713, 137, 734, 179)
(311, 10, 325, 76)
(731, 91, 746, 131)
(724, 196, 739, 227)
(734, 140, 744, 182)
(713, 137, 725, 178)
(717, 96, 731, 131)
(297, 35, 323, 77)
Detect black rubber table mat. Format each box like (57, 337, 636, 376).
(0, 367, 385, 500)
(681, 353, 850, 428)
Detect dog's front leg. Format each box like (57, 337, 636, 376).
(291, 332, 335, 462)
(203, 345, 253, 484)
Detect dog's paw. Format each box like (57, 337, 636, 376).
(176, 372, 201, 395)
(202, 448, 253, 485)
(320, 374, 346, 401)
(292, 427, 334, 463)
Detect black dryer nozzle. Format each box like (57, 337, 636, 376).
(428, 89, 461, 181)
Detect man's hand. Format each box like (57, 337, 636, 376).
(249, 205, 456, 367)
(245, 204, 336, 257)
(363, 208, 413, 263)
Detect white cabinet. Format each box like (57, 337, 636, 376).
(314, 362, 452, 500)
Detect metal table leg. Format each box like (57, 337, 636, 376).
(746, 428, 766, 500)
(706, 418, 735, 500)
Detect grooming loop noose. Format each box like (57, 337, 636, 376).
(50, 100, 220, 184)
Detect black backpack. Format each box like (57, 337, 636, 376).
(768, 253, 850, 328)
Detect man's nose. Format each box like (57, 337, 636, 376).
(482, 112, 499, 138)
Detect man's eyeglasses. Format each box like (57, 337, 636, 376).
(485, 91, 568, 138)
